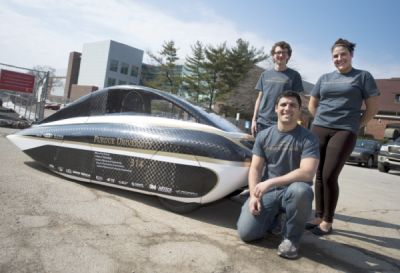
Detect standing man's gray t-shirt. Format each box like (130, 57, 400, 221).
(255, 68, 303, 127)
(252, 125, 319, 184)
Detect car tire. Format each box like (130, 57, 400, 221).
(378, 163, 389, 173)
(158, 197, 200, 214)
(366, 156, 374, 168)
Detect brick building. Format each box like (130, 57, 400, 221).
(364, 78, 400, 140)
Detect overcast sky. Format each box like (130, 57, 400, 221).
(1, 0, 399, 83)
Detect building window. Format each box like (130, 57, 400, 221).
(109, 60, 119, 72)
(395, 94, 400, 103)
(130, 65, 139, 77)
(118, 80, 127, 85)
(120, 62, 129, 75)
(107, 77, 116, 87)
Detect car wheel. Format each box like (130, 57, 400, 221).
(366, 156, 374, 168)
(158, 197, 200, 214)
(378, 163, 389, 173)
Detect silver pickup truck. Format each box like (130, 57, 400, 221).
(378, 137, 400, 173)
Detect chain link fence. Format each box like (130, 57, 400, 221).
(0, 62, 49, 123)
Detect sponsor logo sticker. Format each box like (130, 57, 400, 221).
(158, 186, 172, 194)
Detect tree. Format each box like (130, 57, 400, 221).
(182, 41, 208, 103)
(144, 39, 268, 113)
(183, 39, 268, 110)
(223, 39, 268, 91)
(31, 65, 55, 84)
(203, 43, 229, 110)
(147, 40, 182, 94)
(30, 65, 58, 99)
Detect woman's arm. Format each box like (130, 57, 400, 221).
(308, 96, 319, 117)
(360, 96, 380, 127)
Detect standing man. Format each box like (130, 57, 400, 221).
(237, 91, 319, 259)
(252, 41, 304, 136)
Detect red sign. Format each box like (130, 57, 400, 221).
(0, 69, 35, 93)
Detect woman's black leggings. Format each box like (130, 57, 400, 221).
(311, 125, 357, 223)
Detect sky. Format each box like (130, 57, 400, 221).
(1, 0, 400, 84)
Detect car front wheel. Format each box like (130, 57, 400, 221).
(366, 156, 374, 168)
(158, 197, 200, 214)
(378, 163, 389, 173)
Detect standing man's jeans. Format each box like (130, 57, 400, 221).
(237, 182, 313, 247)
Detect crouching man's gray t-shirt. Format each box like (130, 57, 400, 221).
(310, 68, 380, 133)
(252, 125, 319, 183)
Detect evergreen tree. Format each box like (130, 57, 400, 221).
(183, 41, 207, 103)
(147, 40, 182, 94)
(203, 43, 229, 110)
(224, 39, 268, 91)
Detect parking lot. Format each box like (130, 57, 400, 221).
(1, 126, 399, 273)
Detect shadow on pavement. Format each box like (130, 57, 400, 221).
(335, 213, 400, 230)
(301, 233, 400, 272)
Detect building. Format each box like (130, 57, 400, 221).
(64, 52, 82, 99)
(64, 40, 144, 101)
(364, 78, 400, 140)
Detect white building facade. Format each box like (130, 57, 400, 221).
(78, 40, 144, 88)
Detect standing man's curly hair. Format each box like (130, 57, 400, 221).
(270, 41, 292, 60)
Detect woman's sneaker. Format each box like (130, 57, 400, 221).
(277, 239, 298, 259)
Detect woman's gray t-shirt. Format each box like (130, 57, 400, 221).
(310, 68, 379, 133)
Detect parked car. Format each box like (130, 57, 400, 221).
(0, 104, 32, 129)
(44, 102, 61, 110)
(347, 139, 381, 168)
(7, 85, 254, 213)
(378, 137, 400, 173)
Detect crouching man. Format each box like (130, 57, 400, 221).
(237, 91, 319, 259)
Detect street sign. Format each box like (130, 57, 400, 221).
(0, 69, 35, 93)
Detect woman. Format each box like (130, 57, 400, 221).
(307, 38, 380, 235)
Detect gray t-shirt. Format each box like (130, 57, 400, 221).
(252, 125, 319, 182)
(255, 68, 303, 126)
(311, 68, 380, 133)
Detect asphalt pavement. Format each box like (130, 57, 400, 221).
(0, 126, 399, 273)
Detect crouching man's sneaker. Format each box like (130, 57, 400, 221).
(277, 239, 298, 259)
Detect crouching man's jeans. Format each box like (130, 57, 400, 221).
(237, 182, 313, 246)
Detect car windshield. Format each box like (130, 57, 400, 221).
(41, 87, 244, 133)
(355, 140, 375, 149)
(192, 105, 242, 133)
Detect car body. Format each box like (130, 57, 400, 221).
(45, 102, 61, 110)
(0, 105, 31, 128)
(347, 139, 381, 168)
(7, 85, 254, 213)
(378, 137, 400, 173)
